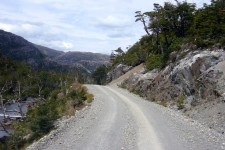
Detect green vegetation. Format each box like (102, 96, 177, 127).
(0, 54, 93, 149)
(119, 83, 127, 89)
(177, 95, 185, 110)
(111, 0, 225, 71)
(0, 54, 90, 101)
(146, 54, 164, 70)
(92, 65, 108, 85)
(2, 83, 92, 150)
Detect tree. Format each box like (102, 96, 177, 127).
(114, 47, 124, 55)
(135, 11, 151, 36)
(175, 1, 196, 37)
(193, 0, 225, 41)
(92, 65, 107, 85)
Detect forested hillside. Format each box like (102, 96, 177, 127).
(111, 0, 225, 70)
(0, 54, 93, 149)
(0, 30, 109, 73)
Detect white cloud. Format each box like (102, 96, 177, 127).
(0, 23, 15, 31)
(0, 0, 211, 54)
(62, 42, 73, 50)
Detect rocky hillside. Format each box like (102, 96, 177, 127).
(116, 48, 225, 134)
(54, 52, 109, 72)
(34, 44, 64, 58)
(0, 30, 109, 72)
(0, 30, 46, 69)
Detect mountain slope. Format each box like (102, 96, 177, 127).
(55, 52, 109, 72)
(0, 30, 45, 68)
(34, 44, 64, 58)
(0, 30, 109, 72)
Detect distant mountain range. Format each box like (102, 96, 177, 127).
(0, 29, 109, 73)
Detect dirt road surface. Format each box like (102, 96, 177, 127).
(27, 84, 225, 150)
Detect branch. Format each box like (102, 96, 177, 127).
(0, 121, 9, 134)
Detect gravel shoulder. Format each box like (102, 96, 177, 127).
(27, 85, 137, 150)
(27, 84, 225, 150)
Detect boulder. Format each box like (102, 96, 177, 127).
(107, 64, 132, 81)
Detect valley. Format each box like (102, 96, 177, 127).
(0, 0, 225, 149)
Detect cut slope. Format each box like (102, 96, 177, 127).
(109, 63, 144, 85)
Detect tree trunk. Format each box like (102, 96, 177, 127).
(142, 18, 151, 36)
(156, 31, 160, 54)
(0, 95, 6, 119)
(18, 81, 21, 98)
(163, 32, 169, 47)
(38, 84, 42, 97)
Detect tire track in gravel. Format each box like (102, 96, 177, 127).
(27, 84, 225, 150)
(106, 86, 164, 150)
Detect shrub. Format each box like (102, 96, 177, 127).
(220, 37, 225, 46)
(86, 93, 94, 103)
(150, 96, 156, 102)
(169, 37, 182, 52)
(119, 83, 127, 89)
(158, 100, 167, 107)
(177, 95, 185, 110)
(146, 54, 164, 71)
(64, 100, 76, 116)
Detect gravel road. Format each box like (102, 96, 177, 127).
(27, 85, 225, 150)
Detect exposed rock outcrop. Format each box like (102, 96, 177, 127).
(122, 49, 225, 133)
(107, 64, 132, 82)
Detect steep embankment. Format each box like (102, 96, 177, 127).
(120, 49, 225, 134)
(109, 63, 144, 85)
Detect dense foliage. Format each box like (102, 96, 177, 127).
(0, 54, 93, 149)
(92, 65, 108, 85)
(111, 0, 225, 70)
(2, 83, 93, 150)
(0, 54, 91, 101)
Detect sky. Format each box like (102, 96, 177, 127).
(0, 0, 211, 54)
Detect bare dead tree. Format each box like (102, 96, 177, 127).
(0, 121, 9, 134)
(0, 82, 7, 119)
(38, 80, 43, 97)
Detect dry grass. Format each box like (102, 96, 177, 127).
(158, 100, 168, 107)
(86, 93, 94, 103)
(64, 100, 76, 116)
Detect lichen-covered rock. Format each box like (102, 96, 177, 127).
(107, 64, 132, 82)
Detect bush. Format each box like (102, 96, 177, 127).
(169, 37, 182, 52)
(194, 38, 214, 48)
(220, 37, 225, 46)
(177, 95, 185, 110)
(158, 100, 167, 107)
(146, 54, 164, 71)
(86, 93, 94, 103)
(28, 100, 58, 139)
(119, 83, 127, 89)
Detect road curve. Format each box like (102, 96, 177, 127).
(27, 85, 225, 150)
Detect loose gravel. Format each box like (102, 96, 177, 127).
(27, 85, 225, 150)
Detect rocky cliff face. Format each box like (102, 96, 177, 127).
(122, 49, 225, 133)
